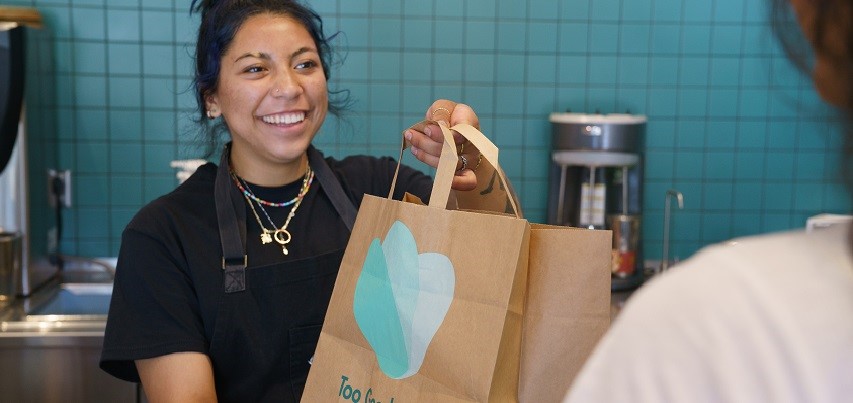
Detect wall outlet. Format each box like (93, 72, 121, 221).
(48, 169, 72, 208)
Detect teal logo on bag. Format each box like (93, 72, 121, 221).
(353, 220, 456, 379)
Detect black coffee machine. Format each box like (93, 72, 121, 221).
(546, 112, 646, 291)
(0, 8, 60, 298)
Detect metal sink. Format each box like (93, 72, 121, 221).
(1, 261, 114, 333)
(25, 282, 112, 322)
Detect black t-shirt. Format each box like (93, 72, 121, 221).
(100, 152, 432, 402)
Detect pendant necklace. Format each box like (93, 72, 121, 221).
(231, 167, 314, 255)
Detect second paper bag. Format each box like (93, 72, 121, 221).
(448, 126, 612, 402)
(304, 123, 528, 402)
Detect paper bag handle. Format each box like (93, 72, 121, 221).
(389, 120, 522, 218)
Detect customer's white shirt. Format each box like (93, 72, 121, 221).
(564, 224, 853, 403)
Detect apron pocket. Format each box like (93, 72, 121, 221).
(289, 324, 323, 400)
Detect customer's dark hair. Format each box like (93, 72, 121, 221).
(189, 0, 349, 157)
(769, 0, 852, 190)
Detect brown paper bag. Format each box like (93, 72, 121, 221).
(519, 224, 611, 402)
(449, 125, 612, 402)
(303, 122, 530, 402)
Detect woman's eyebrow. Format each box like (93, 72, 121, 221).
(232, 47, 318, 64)
(234, 52, 269, 63)
(290, 47, 317, 60)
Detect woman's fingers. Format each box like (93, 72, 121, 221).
(405, 126, 442, 166)
(408, 99, 482, 191)
(451, 169, 478, 191)
(406, 126, 480, 170)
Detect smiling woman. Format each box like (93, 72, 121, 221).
(191, 0, 349, 166)
(98, 1, 484, 402)
(206, 13, 329, 186)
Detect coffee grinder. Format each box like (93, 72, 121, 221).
(546, 112, 646, 290)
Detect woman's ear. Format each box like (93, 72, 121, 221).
(205, 93, 221, 120)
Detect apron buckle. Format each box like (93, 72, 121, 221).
(222, 255, 247, 293)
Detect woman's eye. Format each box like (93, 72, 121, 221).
(244, 66, 266, 74)
(295, 60, 318, 70)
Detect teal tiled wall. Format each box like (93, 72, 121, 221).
(8, 0, 850, 260)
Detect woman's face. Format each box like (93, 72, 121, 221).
(789, 0, 851, 107)
(207, 13, 328, 171)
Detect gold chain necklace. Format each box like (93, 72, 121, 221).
(235, 167, 314, 255)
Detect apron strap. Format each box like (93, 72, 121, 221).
(307, 145, 357, 232)
(215, 144, 248, 293)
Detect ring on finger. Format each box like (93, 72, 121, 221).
(431, 107, 451, 120)
(473, 153, 483, 171)
(458, 154, 469, 171)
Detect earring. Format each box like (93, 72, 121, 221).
(207, 110, 216, 120)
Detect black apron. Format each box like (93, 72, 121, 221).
(212, 145, 357, 402)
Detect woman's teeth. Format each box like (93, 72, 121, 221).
(262, 112, 305, 125)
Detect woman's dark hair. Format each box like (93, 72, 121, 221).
(769, 0, 852, 192)
(189, 0, 349, 157)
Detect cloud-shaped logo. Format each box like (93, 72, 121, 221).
(353, 220, 456, 379)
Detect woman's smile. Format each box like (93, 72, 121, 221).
(260, 111, 306, 126)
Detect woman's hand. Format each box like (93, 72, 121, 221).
(404, 100, 481, 191)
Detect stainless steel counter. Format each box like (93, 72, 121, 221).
(0, 265, 141, 402)
(0, 261, 643, 402)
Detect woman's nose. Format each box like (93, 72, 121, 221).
(270, 71, 303, 99)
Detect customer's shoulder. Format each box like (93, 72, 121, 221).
(628, 224, 851, 322)
(693, 225, 849, 274)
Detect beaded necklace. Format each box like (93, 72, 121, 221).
(232, 167, 314, 255)
(233, 173, 302, 207)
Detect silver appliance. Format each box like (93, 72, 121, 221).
(547, 112, 646, 290)
(0, 8, 59, 297)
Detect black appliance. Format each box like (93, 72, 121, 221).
(0, 7, 59, 297)
(547, 112, 646, 291)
